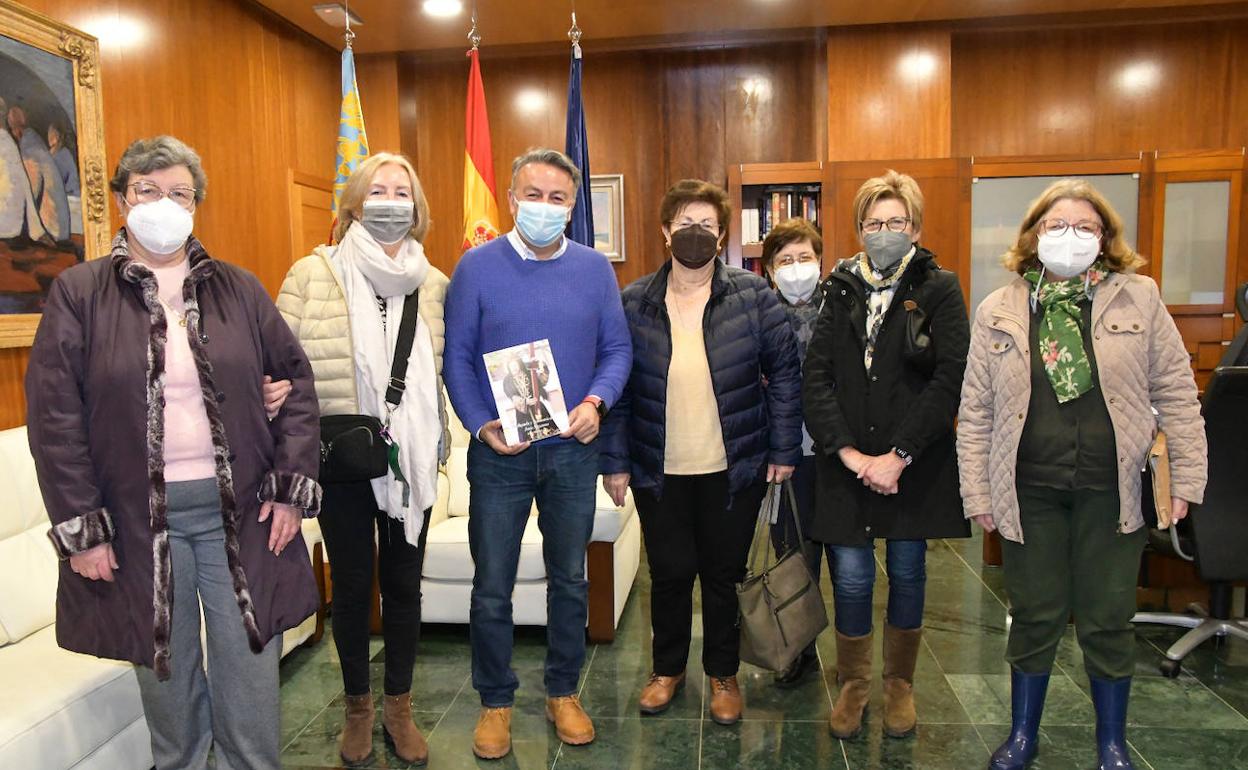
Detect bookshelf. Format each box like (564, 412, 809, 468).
(727, 161, 832, 273)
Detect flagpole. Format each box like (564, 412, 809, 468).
(564, 6, 594, 247)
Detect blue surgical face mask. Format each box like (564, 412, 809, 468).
(514, 200, 570, 248)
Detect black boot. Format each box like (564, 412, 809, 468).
(1090, 676, 1135, 770)
(988, 668, 1049, 769)
(773, 646, 819, 687)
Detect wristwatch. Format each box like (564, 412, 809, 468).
(892, 446, 914, 466)
(583, 395, 608, 419)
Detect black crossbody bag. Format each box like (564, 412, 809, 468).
(319, 289, 420, 484)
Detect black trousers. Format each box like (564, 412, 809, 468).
(635, 472, 767, 678)
(320, 480, 430, 696)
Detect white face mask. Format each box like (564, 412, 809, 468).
(1036, 230, 1099, 278)
(126, 197, 194, 257)
(773, 262, 820, 304)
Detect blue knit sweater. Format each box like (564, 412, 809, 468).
(443, 235, 633, 441)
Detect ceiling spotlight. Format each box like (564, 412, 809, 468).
(312, 3, 362, 27)
(422, 0, 464, 18)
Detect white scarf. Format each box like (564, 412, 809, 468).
(334, 221, 440, 546)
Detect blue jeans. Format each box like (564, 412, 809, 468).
(831, 539, 928, 637)
(466, 439, 599, 707)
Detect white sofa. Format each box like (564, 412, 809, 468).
(420, 413, 641, 642)
(0, 426, 326, 770)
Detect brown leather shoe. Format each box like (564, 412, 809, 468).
(339, 692, 375, 767)
(638, 672, 686, 715)
(708, 676, 742, 725)
(546, 694, 595, 745)
(882, 624, 923, 738)
(382, 692, 429, 765)
(829, 631, 874, 739)
(472, 707, 513, 760)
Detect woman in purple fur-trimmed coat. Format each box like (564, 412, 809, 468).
(24, 136, 322, 770)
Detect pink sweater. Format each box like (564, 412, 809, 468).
(152, 261, 216, 482)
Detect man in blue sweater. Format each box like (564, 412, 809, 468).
(443, 147, 632, 760)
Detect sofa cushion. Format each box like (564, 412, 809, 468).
(423, 515, 547, 582)
(0, 625, 146, 769)
(0, 526, 58, 645)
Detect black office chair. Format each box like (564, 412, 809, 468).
(1223, 282, 1248, 366)
(1132, 365, 1248, 677)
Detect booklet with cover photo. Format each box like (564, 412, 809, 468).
(483, 339, 570, 445)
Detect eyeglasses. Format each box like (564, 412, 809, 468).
(774, 251, 818, 268)
(672, 218, 720, 234)
(860, 217, 911, 234)
(127, 181, 197, 210)
(1038, 218, 1103, 239)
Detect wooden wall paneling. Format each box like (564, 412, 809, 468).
(0, 347, 28, 430)
(16, 0, 339, 295)
(400, 41, 823, 286)
(828, 158, 971, 299)
(951, 21, 1242, 158)
(356, 53, 402, 153)
(826, 26, 952, 161)
(287, 171, 334, 263)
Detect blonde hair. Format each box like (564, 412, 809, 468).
(852, 169, 924, 235)
(1002, 178, 1143, 275)
(333, 152, 431, 244)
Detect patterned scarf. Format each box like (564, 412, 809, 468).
(852, 247, 915, 371)
(1024, 263, 1109, 403)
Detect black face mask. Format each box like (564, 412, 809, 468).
(669, 225, 720, 269)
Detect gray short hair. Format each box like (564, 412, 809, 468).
(109, 135, 208, 202)
(510, 147, 582, 194)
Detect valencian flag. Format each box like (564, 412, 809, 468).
(564, 41, 594, 246)
(462, 48, 500, 251)
(333, 44, 369, 218)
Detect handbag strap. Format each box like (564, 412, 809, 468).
(747, 479, 810, 576)
(384, 289, 421, 408)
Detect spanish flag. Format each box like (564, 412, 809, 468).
(333, 45, 369, 217)
(462, 48, 500, 251)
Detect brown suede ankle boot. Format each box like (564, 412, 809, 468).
(882, 624, 923, 738)
(340, 692, 375, 766)
(829, 631, 874, 739)
(382, 692, 429, 765)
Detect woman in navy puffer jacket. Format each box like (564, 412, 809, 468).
(599, 179, 802, 726)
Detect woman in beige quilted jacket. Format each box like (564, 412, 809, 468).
(957, 179, 1206, 770)
(277, 152, 450, 767)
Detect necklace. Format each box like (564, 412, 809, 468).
(158, 295, 187, 327)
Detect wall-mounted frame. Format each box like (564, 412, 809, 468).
(0, 0, 107, 348)
(590, 173, 625, 262)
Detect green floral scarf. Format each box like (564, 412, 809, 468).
(1024, 263, 1109, 403)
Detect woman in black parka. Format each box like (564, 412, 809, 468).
(600, 179, 802, 727)
(803, 170, 970, 741)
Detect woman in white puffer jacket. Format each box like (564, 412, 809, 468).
(277, 152, 449, 767)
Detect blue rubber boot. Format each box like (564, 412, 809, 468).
(988, 668, 1050, 769)
(1090, 676, 1135, 770)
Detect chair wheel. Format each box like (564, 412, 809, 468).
(1159, 659, 1182, 678)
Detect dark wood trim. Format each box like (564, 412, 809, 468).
(587, 540, 616, 644)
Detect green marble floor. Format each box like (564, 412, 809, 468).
(277, 532, 1248, 769)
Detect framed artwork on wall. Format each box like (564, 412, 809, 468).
(590, 173, 624, 262)
(0, 0, 107, 348)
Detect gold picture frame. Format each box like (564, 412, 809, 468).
(590, 173, 625, 262)
(0, 0, 107, 348)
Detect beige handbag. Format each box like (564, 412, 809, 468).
(736, 481, 829, 672)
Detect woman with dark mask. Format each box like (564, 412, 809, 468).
(803, 170, 970, 741)
(600, 179, 803, 726)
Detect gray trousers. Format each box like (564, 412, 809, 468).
(135, 479, 281, 770)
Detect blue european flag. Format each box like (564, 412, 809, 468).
(564, 44, 594, 248)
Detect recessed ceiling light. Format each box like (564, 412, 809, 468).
(312, 3, 362, 27)
(422, 0, 464, 18)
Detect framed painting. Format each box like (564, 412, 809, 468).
(590, 173, 624, 262)
(0, 1, 107, 348)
